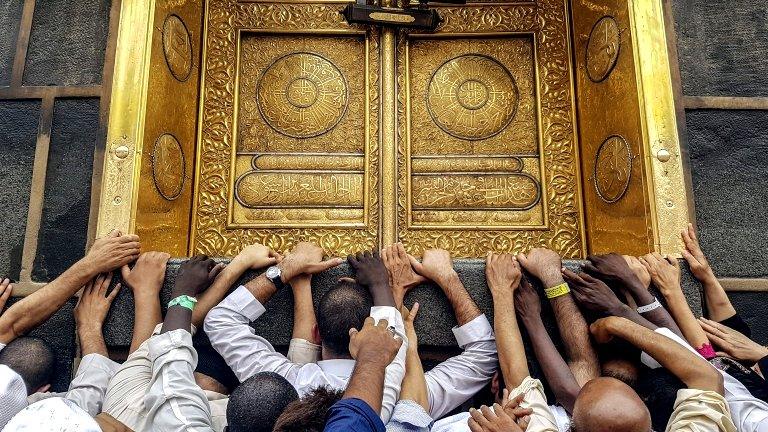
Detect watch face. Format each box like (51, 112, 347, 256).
(265, 266, 280, 279)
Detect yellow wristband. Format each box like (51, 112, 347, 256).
(545, 283, 570, 299)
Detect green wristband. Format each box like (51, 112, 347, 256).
(168, 295, 198, 311)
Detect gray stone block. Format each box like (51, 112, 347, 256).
(0, 101, 40, 281)
(685, 110, 768, 278)
(23, 0, 111, 86)
(671, 0, 768, 96)
(32, 99, 100, 282)
(727, 291, 768, 345)
(0, 1, 24, 86)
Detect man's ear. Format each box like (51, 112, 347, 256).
(338, 277, 356, 284)
(312, 324, 321, 345)
(35, 383, 51, 394)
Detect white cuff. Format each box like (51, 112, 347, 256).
(452, 314, 494, 348)
(228, 285, 268, 321)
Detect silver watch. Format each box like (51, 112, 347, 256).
(265, 265, 286, 290)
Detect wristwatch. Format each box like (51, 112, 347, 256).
(265, 265, 287, 290)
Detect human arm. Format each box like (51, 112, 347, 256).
(192, 244, 280, 327)
(698, 318, 768, 364)
(74, 273, 121, 356)
(515, 278, 580, 413)
(382, 243, 426, 309)
(290, 274, 319, 343)
(584, 253, 684, 338)
(517, 248, 598, 386)
(399, 303, 429, 411)
(641, 253, 712, 356)
(161, 255, 220, 335)
(591, 316, 724, 393)
(563, 268, 658, 330)
(486, 253, 528, 389)
(119, 251, 169, 353)
(0, 231, 140, 344)
(0, 278, 12, 312)
(409, 249, 481, 325)
(681, 223, 737, 322)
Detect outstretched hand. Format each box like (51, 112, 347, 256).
(120, 251, 170, 298)
(83, 230, 141, 274)
(75, 273, 121, 328)
(516, 248, 562, 288)
(563, 268, 625, 316)
(582, 253, 644, 294)
(383, 243, 426, 308)
(280, 242, 343, 281)
(514, 277, 541, 324)
(468, 392, 531, 432)
(348, 316, 403, 366)
(699, 318, 768, 363)
(172, 255, 223, 298)
(348, 251, 393, 306)
(232, 243, 282, 270)
(408, 249, 457, 287)
(486, 253, 522, 297)
(639, 253, 682, 299)
(681, 223, 716, 283)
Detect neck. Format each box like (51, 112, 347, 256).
(321, 346, 354, 361)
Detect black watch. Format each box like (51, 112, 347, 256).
(265, 265, 287, 290)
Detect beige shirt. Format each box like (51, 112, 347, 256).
(667, 389, 737, 432)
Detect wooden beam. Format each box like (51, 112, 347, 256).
(684, 96, 768, 110)
(0, 86, 101, 99)
(10, 0, 36, 87)
(720, 278, 768, 293)
(18, 96, 54, 283)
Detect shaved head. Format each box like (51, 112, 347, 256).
(572, 377, 651, 432)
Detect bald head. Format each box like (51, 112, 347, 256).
(572, 377, 651, 432)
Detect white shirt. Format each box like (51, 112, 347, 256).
(27, 353, 121, 416)
(425, 314, 497, 419)
(144, 329, 215, 432)
(0, 366, 27, 428)
(204, 285, 408, 422)
(2, 398, 101, 432)
(643, 327, 768, 431)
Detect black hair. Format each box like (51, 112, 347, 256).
(273, 386, 344, 432)
(225, 372, 298, 432)
(636, 367, 684, 431)
(0, 336, 55, 395)
(317, 280, 372, 356)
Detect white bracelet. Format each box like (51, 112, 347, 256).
(637, 297, 662, 314)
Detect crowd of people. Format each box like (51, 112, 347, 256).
(0, 224, 767, 431)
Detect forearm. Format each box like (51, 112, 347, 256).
(161, 306, 193, 335)
(522, 316, 580, 413)
(628, 285, 684, 338)
(291, 280, 317, 342)
(549, 294, 599, 385)
(400, 346, 429, 411)
(78, 325, 108, 357)
(130, 293, 162, 353)
(606, 317, 723, 393)
(193, 261, 248, 327)
(700, 277, 737, 322)
(664, 292, 710, 350)
(244, 274, 278, 305)
(344, 361, 386, 414)
(0, 259, 95, 342)
(611, 303, 658, 331)
(491, 294, 529, 388)
(439, 274, 481, 326)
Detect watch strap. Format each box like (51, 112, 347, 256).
(168, 295, 197, 311)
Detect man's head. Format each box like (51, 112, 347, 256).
(225, 372, 298, 432)
(273, 386, 343, 432)
(316, 279, 372, 358)
(0, 336, 55, 395)
(572, 377, 651, 432)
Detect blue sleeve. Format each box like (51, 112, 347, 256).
(324, 398, 386, 432)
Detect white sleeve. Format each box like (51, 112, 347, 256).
(424, 314, 497, 419)
(371, 306, 408, 424)
(63, 353, 121, 416)
(641, 327, 701, 369)
(144, 329, 215, 432)
(204, 286, 301, 383)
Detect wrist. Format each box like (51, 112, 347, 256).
(608, 302, 632, 318)
(436, 271, 460, 288)
(75, 257, 100, 278)
(540, 271, 565, 289)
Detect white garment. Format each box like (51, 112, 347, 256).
(2, 397, 101, 432)
(27, 353, 120, 416)
(643, 327, 768, 432)
(204, 285, 408, 422)
(144, 329, 215, 432)
(0, 343, 5, 352)
(0, 366, 27, 429)
(430, 377, 559, 432)
(426, 314, 498, 419)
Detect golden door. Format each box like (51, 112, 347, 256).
(104, 0, 691, 258)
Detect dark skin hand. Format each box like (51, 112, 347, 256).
(161, 255, 222, 335)
(348, 250, 395, 307)
(563, 268, 657, 330)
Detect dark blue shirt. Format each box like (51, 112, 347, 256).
(324, 398, 385, 432)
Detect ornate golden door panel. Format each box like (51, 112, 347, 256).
(190, 1, 381, 256)
(396, 1, 585, 258)
(98, 0, 691, 258)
